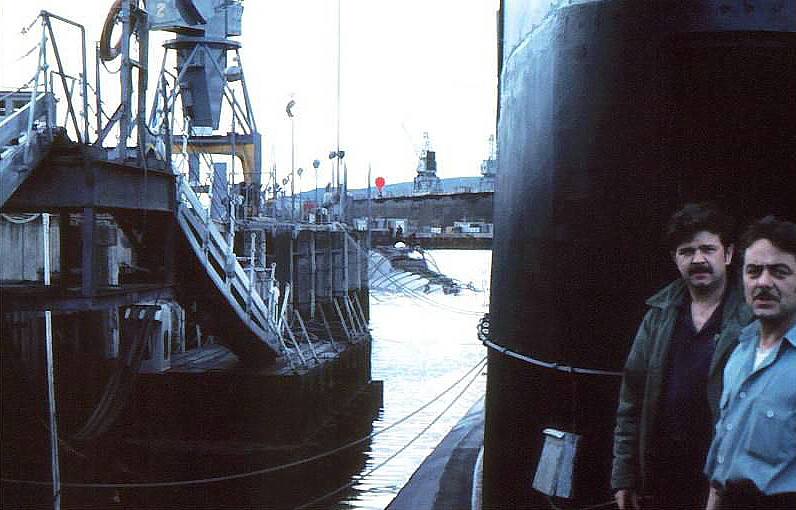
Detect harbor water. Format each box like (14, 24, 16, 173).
(329, 249, 491, 509)
(2, 249, 490, 509)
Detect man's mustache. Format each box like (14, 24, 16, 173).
(688, 265, 712, 275)
(753, 288, 779, 301)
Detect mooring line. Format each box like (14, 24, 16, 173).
(1, 357, 487, 489)
(293, 356, 487, 509)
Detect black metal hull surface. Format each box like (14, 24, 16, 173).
(486, 1, 796, 507)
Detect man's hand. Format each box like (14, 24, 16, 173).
(705, 486, 721, 510)
(615, 489, 641, 509)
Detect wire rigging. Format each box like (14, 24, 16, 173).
(365, 245, 488, 316)
(20, 14, 42, 35)
(293, 357, 487, 509)
(372, 269, 485, 316)
(0, 75, 39, 103)
(1, 356, 487, 489)
(15, 42, 41, 63)
(478, 314, 622, 377)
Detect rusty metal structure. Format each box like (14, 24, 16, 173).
(1, 2, 376, 507)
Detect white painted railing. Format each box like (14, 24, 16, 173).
(0, 92, 54, 206)
(175, 178, 305, 362)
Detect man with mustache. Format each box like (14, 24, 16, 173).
(612, 203, 752, 509)
(704, 217, 796, 509)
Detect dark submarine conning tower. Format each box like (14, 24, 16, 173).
(485, 1, 795, 508)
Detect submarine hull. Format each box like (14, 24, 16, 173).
(486, 1, 796, 507)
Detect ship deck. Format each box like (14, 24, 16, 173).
(386, 396, 484, 510)
(166, 341, 344, 376)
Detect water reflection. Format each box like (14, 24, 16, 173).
(2, 250, 490, 510)
(332, 249, 491, 509)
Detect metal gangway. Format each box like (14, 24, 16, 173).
(175, 177, 296, 361)
(0, 91, 55, 206)
(0, 97, 306, 366)
(0, 7, 311, 366)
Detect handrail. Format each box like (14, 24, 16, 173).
(40, 10, 89, 143)
(176, 209, 275, 343)
(0, 92, 51, 146)
(175, 178, 303, 364)
(0, 92, 56, 207)
(179, 185, 275, 326)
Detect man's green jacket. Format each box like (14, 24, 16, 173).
(610, 278, 752, 491)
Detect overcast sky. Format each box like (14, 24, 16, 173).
(1, 0, 498, 191)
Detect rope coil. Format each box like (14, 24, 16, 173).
(1, 213, 42, 224)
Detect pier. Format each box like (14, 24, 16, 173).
(2, 5, 379, 508)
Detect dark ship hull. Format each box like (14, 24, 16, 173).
(485, 1, 796, 507)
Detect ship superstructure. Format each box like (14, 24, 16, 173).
(1, 2, 377, 507)
(412, 132, 442, 194)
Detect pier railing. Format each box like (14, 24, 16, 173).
(176, 177, 303, 361)
(0, 91, 55, 206)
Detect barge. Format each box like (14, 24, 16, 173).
(1, 2, 379, 508)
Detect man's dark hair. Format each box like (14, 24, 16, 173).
(740, 216, 796, 258)
(665, 202, 735, 251)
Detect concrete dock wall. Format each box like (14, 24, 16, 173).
(348, 192, 494, 229)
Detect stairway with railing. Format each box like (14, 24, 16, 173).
(0, 96, 311, 368)
(1, 10, 321, 368)
(174, 177, 297, 363)
(0, 91, 55, 207)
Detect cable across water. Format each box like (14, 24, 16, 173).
(1, 356, 487, 490)
(293, 357, 487, 509)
